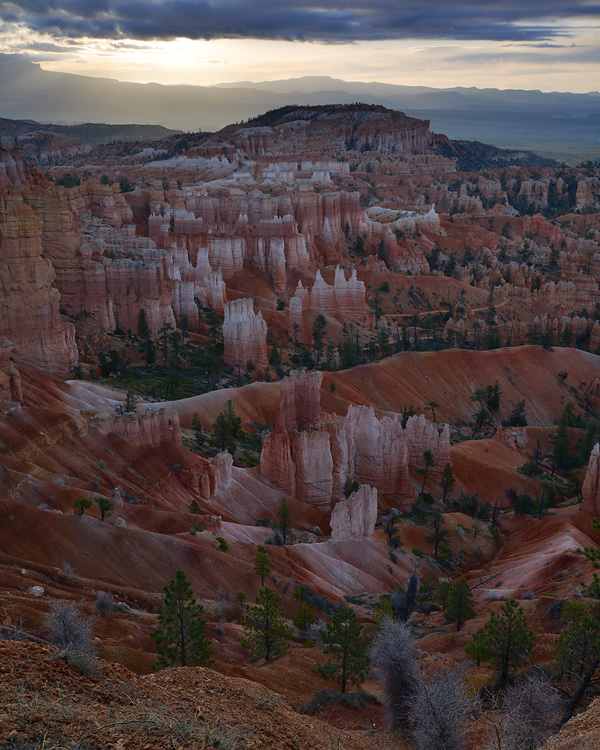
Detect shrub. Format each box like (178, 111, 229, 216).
(217, 536, 229, 551)
(409, 669, 470, 750)
(45, 602, 95, 654)
(94, 591, 115, 618)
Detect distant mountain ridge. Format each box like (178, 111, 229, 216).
(1, 55, 599, 163)
(0, 116, 180, 147)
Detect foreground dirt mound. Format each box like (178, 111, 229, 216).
(542, 698, 600, 750)
(0, 640, 388, 749)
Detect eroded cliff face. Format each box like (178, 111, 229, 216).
(583, 443, 600, 514)
(261, 370, 451, 510)
(222, 298, 268, 370)
(90, 408, 181, 448)
(0, 337, 22, 403)
(0, 182, 77, 373)
(330, 484, 378, 543)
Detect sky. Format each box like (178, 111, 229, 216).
(0, 1, 599, 92)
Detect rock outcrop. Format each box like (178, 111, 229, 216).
(222, 298, 268, 369)
(582, 443, 600, 514)
(91, 408, 181, 448)
(330, 485, 378, 542)
(261, 370, 451, 510)
(0, 190, 77, 374)
(276, 370, 323, 430)
(0, 337, 22, 403)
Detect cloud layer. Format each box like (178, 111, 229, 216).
(2, 0, 599, 42)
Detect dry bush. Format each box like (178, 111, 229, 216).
(44, 602, 94, 654)
(501, 673, 562, 750)
(94, 591, 115, 618)
(409, 669, 471, 750)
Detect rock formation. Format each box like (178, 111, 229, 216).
(0, 190, 77, 374)
(0, 337, 22, 403)
(582, 443, 600, 514)
(276, 370, 323, 430)
(330, 485, 378, 543)
(261, 371, 451, 510)
(91, 408, 181, 448)
(222, 298, 268, 370)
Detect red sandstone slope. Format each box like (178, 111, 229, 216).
(118, 345, 600, 430)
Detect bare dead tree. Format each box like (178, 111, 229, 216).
(369, 618, 420, 730)
(45, 602, 95, 654)
(481, 672, 562, 750)
(409, 668, 471, 750)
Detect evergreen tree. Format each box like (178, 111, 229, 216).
(440, 463, 455, 503)
(426, 401, 440, 421)
(94, 495, 114, 522)
(254, 545, 271, 586)
(444, 578, 476, 631)
(313, 607, 370, 693)
(241, 587, 291, 662)
(553, 403, 573, 472)
(425, 508, 449, 560)
(277, 498, 294, 545)
(464, 627, 488, 667)
(421, 450, 434, 493)
(209, 399, 240, 454)
(475, 599, 535, 682)
(73, 495, 91, 515)
(313, 313, 327, 365)
(556, 601, 600, 725)
(504, 400, 528, 428)
(192, 412, 205, 448)
(151, 570, 212, 669)
(293, 600, 316, 631)
(137, 309, 150, 340)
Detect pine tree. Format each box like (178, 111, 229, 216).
(209, 400, 241, 455)
(421, 450, 434, 493)
(151, 570, 212, 669)
(314, 607, 370, 693)
(477, 599, 535, 682)
(241, 587, 291, 662)
(277, 498, 294, 545)
(73, 495, 91, 515)
(192, 413, 205, 448)
(464, 627, 488, 667)
(293, 600, 316, 631)
(553, 403, 573, 472)
(94, 495, 114, 522)
(425, 508, 449, 560)
(254, 545, 271, 586)
(440, 463, 455, 503)
(137, 309, 150, 340)
(444, 578, 476, 631)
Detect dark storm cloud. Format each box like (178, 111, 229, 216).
(1, 0, 600, 42)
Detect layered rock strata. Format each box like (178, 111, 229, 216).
(0, 191, 77, 373)
(222, 298, 268, 369)
(260, 371, 451, 510)
(330, 485, 378, 542)
(91, 408, 181, 448)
